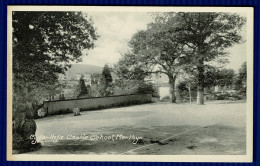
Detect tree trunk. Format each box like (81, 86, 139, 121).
(197, 88, 204, 105)
(168, 74, 177, 103)
(176, 88, 181, 103)
(188, 85, 192, 104)
(197, 61, 205, 105)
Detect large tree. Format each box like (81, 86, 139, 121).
(215, 68, 236, 87)
(74, 75, 89, 98)
(99, 64, 113, 96)
(115, 19, 185, 103)
(177, 67, 236, 93)
(12, 11, 98, 153)
(235, 62, 247, 92)
(163, 12, 246, 104)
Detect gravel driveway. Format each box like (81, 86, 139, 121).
(29, 100, 246, 155)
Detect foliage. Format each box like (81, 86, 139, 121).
(113, 79, 154, 96)
(161, 96, 171, 102)
(114, 53, 149, 81)
(116, 12, 245, 104)
(115, 16, 186, 102)
(163, 12, 246, 63)
(235, 62, 247, 92)
(162, 12, 246, 104)
(214, 68, 236, 86)
(177, 80, 196, 92)
(212, 92, 245, 100)
(101, 64, 113, 84)
(13, 11, 98, 104)
(189, 67, 236, 88)
(99, 65, 113, 96)
(136, 82, 155, 95)
(113, 79, 139, 95)
(177, 67, 236, 98)
(12, 11, 98, 152)
(89, 85, 102, 97)
(74, 75, 89, 98)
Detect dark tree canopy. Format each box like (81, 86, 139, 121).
(162, 12, 245, 104)
(164, 12, 246, 62)
(235, 62, 247, 91)
(116, 12, 245, 104)
(13, 11, 98, 102)
(101, 64, 113, 85)
(127, 21, 184, 77)
(115, 18, 185, 102)
(180, 67, 236, 88)
(214, 68, 236, 86)
(74, 76, 89, 98)
(115, 52, 150, 81)
(12, 11, 98, 152)
(99, 64, 113, 96)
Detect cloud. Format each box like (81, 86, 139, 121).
(79, 12, 152, 67)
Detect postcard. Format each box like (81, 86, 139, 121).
(7, 6, 253, 162)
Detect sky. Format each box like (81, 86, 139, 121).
(79, 12, 247, 72)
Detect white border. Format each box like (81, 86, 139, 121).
(7, 6, 254, 162)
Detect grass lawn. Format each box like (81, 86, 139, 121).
(27, 100, 246, 155)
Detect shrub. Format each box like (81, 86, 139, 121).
(212, 91, 245, 100)
(137, 82, 154, 95)
(215, 93, 229, 100)
(161, 96, 171, 102)
(113, 79, 154, 96)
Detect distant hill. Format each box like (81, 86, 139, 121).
(64, 64, 169, 82)
(64, 64, 119, 80)
(65, 64, 103, 80)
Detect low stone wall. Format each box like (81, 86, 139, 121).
(43, 94, 152, 115)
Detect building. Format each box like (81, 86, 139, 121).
(83, 73, 92, 86)
(75, 73, 82, 80)
(153, 83, 172, 100)
(91, 73, 102, 85)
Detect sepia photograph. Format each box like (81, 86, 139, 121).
(7, 6, 253, 162)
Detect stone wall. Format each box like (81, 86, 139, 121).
(43, 94, 152, 115)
